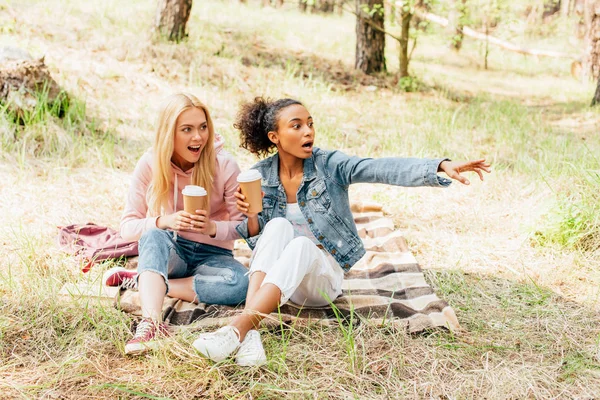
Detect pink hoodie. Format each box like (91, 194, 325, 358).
(120, 133, 243, 250)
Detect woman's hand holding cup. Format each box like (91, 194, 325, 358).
(234, 187, 263, 218)
(188, 209, 216, 236)
(157, 210, 215, 236)
(236, 170, 263, 218)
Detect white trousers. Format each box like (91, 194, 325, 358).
(249, 218, 344, 307)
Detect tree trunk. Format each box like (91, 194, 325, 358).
(584, 1, 600, 80)
(154, 0, 193, 42)
(299, 0, 307, 12)
(592, 74, 600, 105)
(336, 0, 344, 15)
(543, 0, 562, 18)
(399, 11, 412, 78)
(355, 0, 386, 74)
(319, 0, 335, 13)
(448, 0, 467, 51)
(561, 0, 572, 16)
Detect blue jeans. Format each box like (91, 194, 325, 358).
(137, 229, 249, 306)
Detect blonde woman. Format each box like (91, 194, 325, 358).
(106, 93, 248, 355)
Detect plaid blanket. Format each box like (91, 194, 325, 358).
(114, 201, 460, 333)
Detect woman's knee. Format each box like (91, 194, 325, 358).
(139, 228, 171, 249)
(193, 257, 249, 292)
(263, 218, 293, 237)
(285, 236, 315, 252)
(193, 268, 249, 305)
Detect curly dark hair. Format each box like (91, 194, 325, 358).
(234, 97, 303, 157)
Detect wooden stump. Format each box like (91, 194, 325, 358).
(0, 47, 66, 119)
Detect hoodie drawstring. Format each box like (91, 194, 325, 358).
(173, 173, 178, 241)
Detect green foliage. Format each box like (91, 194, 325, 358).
(535, 164, 600, 251)
(397, 75, 420, 91)
(0, 87, 126, 168)
(360, 2, 384, 17)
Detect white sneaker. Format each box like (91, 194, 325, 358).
(235, 330, 267, 367)
(192, 326, 241, 362)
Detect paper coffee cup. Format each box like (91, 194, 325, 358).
(182, 185, 207, 215)
(237, 170, 263, 214)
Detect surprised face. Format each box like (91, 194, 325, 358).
(269, 104, 315, 160)
(171, 107, 209, 171)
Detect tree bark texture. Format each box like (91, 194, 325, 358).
(355, 0, 386, 74)
(399, 11, 412, 77)
(592, 74, 600, 105)
(584, 0, 600, 80)
(154, 0, 193, 42)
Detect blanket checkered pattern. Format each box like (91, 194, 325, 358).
(115, 202, 460, 333)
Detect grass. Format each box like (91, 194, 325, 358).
(1, 0, 600, 397)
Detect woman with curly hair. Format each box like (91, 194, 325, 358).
(192, 97, 491, 366)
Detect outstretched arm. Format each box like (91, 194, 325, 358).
(437, 159, 492, 185)
(324, 150, 452, 188)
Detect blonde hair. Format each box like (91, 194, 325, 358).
(147, 93, 216, 216)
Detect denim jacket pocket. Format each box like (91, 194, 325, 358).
(306, 179, 331, 212)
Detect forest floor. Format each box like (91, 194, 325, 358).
(1, 0, 600, 398)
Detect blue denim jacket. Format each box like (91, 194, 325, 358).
(236, 148, 451, 271)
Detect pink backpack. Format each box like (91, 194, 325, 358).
(57, 223, 138, 272)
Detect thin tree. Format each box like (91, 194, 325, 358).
(448, 0, 467, 51)
(584, 0, 600, 105)
(355, 0, 386, 74)
(398, 5, 412, 77)
(154, 0, 193, 42)
(397, 0, 427, 78)
(583, 0, 600, 80)
(592, 74, 600, 106)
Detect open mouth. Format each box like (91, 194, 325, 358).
(188, 145, 201, 154)
(302, 141, 313, 150)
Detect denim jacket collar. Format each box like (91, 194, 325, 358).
(263, 153, 280, 187)
(263, 151, 318, 187)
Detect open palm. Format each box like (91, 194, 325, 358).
(439, 159, 492, 185)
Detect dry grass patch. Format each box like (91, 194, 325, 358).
(2, 267, 600, 398)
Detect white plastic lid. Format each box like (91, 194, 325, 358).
(182, 185, 207, 196)
(237, 169, 262, 183)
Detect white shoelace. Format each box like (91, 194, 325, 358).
(133, 320, 153, 339)
(120, 276, 138, 290)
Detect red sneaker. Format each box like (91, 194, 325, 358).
(103, 267, 137, 290)
(125, 318, 170, 355)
